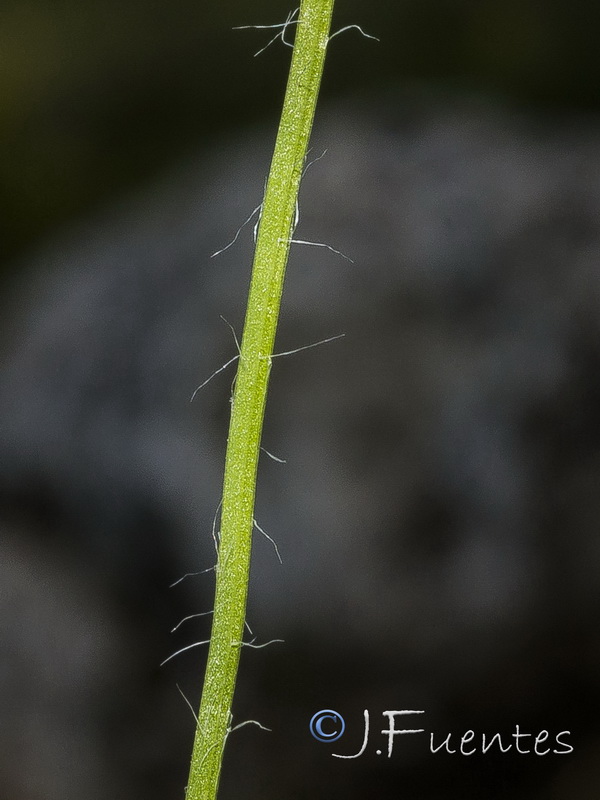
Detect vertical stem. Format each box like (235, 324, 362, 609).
(185, 2, 336, 798)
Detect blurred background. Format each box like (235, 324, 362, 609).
(2, 2, 600, 799)
(2, 0, 600, 268)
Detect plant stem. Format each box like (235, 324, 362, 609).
(185, 2, 336, 798)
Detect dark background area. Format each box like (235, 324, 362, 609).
(2, 3, 600, 800)
(2, 0, 600, 266)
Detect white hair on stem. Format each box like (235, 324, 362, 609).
(260, 446, 287, 464)
(171, 612, 252, 636)
(267, 332, 345, 359)
(228, 719, 272, 734)
(303, 148, 328, 176)
(328, 24, 379, 43)
(169, 566, 215, 588)
(253, 518, 283, 564)
(211, 500, 223, 554)
(280, 236, 354, 262)
(234, 7, 301, 57)
(171, 611, 214, 634)
(211, 203, 263, 258)
(219, 315, 241, 354)
(233, 638, 285, 649)
(160, 640, 211, 667)
(190, 354, 239, 402)
(176, 683, 200, 726)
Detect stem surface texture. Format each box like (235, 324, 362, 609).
(185, 2, 336, 798)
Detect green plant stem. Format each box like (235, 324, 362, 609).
(185, 2, 336, 798)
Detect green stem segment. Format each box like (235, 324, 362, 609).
(185, 2, 336, 798)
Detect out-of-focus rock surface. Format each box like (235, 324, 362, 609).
(1, 90, 599, 798)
